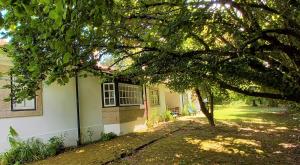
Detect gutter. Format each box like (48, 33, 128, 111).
(75, 73, 81, 145)
(144, 85, 149, 120)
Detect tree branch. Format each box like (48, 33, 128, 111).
(217, 80, 300, 102)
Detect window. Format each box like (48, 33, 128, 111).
(103, 83, 116, 107)
(12, 98, 36, 111)
(149, 88, 159, 105)
(118, 83, 142, 106)
(11, 77, 36, 111)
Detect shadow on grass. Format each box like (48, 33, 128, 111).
(31, 106, 299, 165)
(115, 108, 300, 165)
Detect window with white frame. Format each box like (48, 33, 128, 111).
(149, 88, 159, 105)
(11, 77, 36, 111)
(118, 83, 142, 106)
(103, 83, 116, 107)
(12, 99, 36, 110)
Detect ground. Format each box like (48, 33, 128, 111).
(30, 105, 300, 165)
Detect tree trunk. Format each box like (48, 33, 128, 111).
(209, 92, 214, 118)
(252, 100, 257, 107)
(194, 88, 215, 127)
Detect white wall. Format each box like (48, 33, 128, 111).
(165, 91, 181, 109)
(0, 80, 78, 153)
(120, 118, 146, 135)
(78, 75, 103, 143)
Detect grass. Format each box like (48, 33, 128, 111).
(30, 104, 300, 165)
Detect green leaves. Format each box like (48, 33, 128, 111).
(9, 126, 18, 137)
(8, 126, 19, 148)
(40, 0, 51, 5)
(63, 52, 71, 64)
(49, 0, 65, 28)
(2, 0, 300, 103)
(0, 13, 3, 27)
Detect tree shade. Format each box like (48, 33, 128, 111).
(0, 0, 299, 103)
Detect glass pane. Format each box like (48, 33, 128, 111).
(110, 98, 115, 104)
(25, 99, 35, 109)
(109, 84, 114, 90)
(104, 84, 108, 90)
(13, 101, 25, 109)
(105, 92, 109, 97)
(110, 91, 114, 97)
(105, 99, 109, 105)
(134, 98, 138, 104)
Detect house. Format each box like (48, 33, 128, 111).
(0, 42, 184, 153)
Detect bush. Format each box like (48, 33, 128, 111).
(0, 127, 64, 165)
(48, 136, 64, 155)
(100, 132, 117, 142)
(286, 102, 300, 113)
(159, 110, 174, 122)
(147, 109, 162, 128)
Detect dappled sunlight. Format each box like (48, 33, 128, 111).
(238, 127, 261, 133)
(274, 126, 288, 130)
(30, 105, 299, 165)
(279, 143, 298, 149)
(184, 134, 263, 156)
(218, 120, 240, 127)
(233, 138, 261, 147)
(75, 149, 85, 154)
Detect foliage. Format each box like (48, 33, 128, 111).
(1, 0, 300, 104)
(146, 109, 160, 128)
(47, 136, 64, 155)
(159, 110, 174, 122)
(0, 127, 64, 165)
(286, 102, 300, 114)
(100, 132, 117, 142)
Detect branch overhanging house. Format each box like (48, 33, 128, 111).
(0, 40, 187, 152)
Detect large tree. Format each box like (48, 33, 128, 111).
(1, 0, 300, 125)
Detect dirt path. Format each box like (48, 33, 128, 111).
(29, 120, 190, 165)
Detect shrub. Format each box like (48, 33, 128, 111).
(159, 110, 174, 122)
(0, 127, 64, 165)
(48, 136, 64, 155)
(100, 132, 117, 142)
(147, 109, 160, 128)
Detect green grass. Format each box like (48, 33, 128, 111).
(214, 104, 299, 128)
(115, 105, 299, 164)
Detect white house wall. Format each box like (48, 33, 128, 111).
(146, 85, 168, 123)
(0, 80, 78, 153)
(78, 75, 103, 143)
(165, 91, 181, 110)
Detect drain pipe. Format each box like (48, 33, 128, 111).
(144, 85, 149, 120)
(75, 73, 81, 145)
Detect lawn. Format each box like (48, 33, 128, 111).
(31, 105, 300, 165)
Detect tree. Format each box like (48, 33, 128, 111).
(108, 0, 300, 103)
(1, 0, 300, 126)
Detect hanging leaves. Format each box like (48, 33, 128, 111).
(49, 0, 65, 28)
